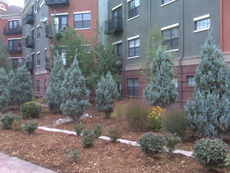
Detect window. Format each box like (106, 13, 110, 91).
(8, 39, 22, 52)
(173, 77, 178, 95)
(128, 78, 139, 96)
(8, 20, 22, 32)
(128, 0, 140, 19)
(37, 80, 40, 93)
(12, 59, 18, 69)
(162, 26, 179, 50)
(44, 79, 47, 93)
(195, 18, 210, 31)
(18, 58, 22, 67)
(54, 15, 68, 33)
(61, 51, 66, 66)
(129, 38, 140, 57)
(187, 76, 196, 86)
(162, 0, 174, 4)
(37, 53, 40, 66)
(74, 12, 91, 29)
(114, 43, 122, 57)
(37, 27, 40, 39)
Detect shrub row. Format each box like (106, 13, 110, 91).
(0, 112, 38, 133)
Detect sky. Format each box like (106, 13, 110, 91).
(7, 0, 24, 8)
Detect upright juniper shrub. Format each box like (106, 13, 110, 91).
(185, 33, 230, 137)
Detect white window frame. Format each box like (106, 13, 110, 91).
(73, 11, 91, 30)
(127, 35, 140, 59)
(161, 0, 177, 7)
(193, 14, 211, 33)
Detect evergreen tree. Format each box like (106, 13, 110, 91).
(61, 57, 90, 123)
(0, 35, 11, 73)
(143, 46, 177, 108)
(9, 66, 32, 106)
(46, 53, 65, 113)
(185, 33, 230, 137)
(96, 71, 120, 118)
(0, 68, 10, 110)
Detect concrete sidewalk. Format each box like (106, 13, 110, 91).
(0, 152, 56, 173)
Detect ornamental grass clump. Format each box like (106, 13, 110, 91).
(81, 128, 96, 148)
(148, 106, 166, 131)
(125, 100, 149, 132)
(161, 109, 187, 139)
(23, 121, 39, 133)
(193, 138, 229, 171)
(137, 133, 165, 157)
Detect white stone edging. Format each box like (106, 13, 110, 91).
(38, 126, 193, 157)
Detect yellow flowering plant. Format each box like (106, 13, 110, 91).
(148, 106, 166, 131)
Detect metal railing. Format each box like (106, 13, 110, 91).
(105, 17, 123, 34)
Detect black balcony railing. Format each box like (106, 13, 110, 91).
(25, 11, 34, 24)
(26, 61, 34, 72)
(45, 57, 51, 71)
(45, 25, 68, 38)
(8, 46, 22, 53)
(3, 26, 22, 34)
(105, 17, 123, 34)
(25, 36, 34, 48)
(45, 0, 69, 6)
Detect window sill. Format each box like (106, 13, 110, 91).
(37, 65, 40, 67)
(166, 49, 179, 52)
(36, 38, 40, 41)
(74, 28, 91, 31)
(194, 27, 210, 33)
(127, 56, 139, 60)
(127, 15, 139, 22)
(161, 0, 177, 7)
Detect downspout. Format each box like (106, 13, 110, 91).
(179, 0, 184, 109)
(33, 6, 37, 97)
(122, 0, 127, 101)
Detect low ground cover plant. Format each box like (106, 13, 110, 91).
(94, 124, 102, 138)
(65, 148, 80, 162)
(82, 128, 96, 148)
(73, 124, 85, 136)
(137, 132, 165, 157)
(0, 113, 15, 129)
(193, 138, 229, 171)
(164, 133, 181, 152)
(107, 125, 122, 142)
(125, 100, 149, 132)
(22, 121, 39, 133)
(111, 101, 128, 120)
(20, 101, 43, 119)
(161, 109, 187, 139)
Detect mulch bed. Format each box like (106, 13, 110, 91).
(0, 105, 228, 172)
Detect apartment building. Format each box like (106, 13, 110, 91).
(0, 0, 23, 70)
(106, 0, 230, 109)
(21, 0, 98, 97)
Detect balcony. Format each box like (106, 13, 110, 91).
(45, 0, 69, 6)
(8, 47, 22, 53)
(45, 25, 67, 38)
(25, 36, 34, 48)
(25, 11, 34, 24)
(26, 61, 34, 72)
(45, 57, 51, 71)
(3, 26, 22, 34)
(105, 17, 123, 34)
